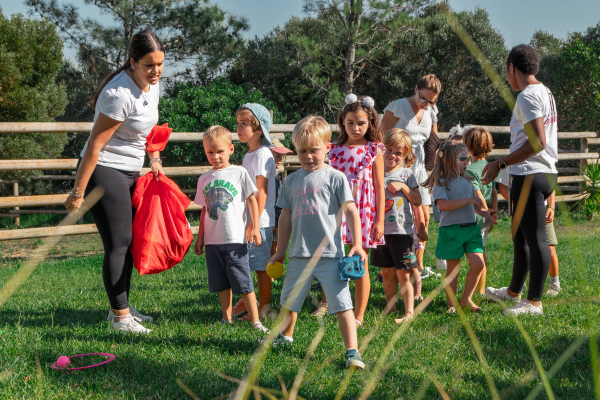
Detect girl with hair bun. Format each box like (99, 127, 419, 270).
(312, 94, 385, 327)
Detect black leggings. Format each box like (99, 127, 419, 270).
(508, 173, 557, 301)
(81, 161, 139, 310)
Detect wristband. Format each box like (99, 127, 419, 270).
(149, 158, 162, 166)
(70, 189, 84, 198)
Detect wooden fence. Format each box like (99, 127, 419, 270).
(0, 122, 597, 241)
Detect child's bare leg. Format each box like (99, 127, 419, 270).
(280, 307, 298, 338)
(354, 248, 370, 324)
(242, 292, 260, 324)
(549, 245, 559, 277)
(336, 309, 358, 350)
(462, 253, 485, 311)
(218, 289, 233, 321)
(397, 269, 414, 318)
(255, 270, 273, 316)
(411, 268, 422, 297)
(444, 259, 461, 310)
(381, 267, 399, 313)
(477, 249, 487, 295)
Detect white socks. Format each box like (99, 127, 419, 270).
(550, 275, 560, 286)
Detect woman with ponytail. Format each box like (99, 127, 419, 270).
(64, 31, 165, 333)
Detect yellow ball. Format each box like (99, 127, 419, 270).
(266, 261, 284, 279)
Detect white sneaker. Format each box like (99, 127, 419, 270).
(544, 283, 562, 297)
(502, 300, 543, 316)
(421, 267, 440, 279)
(436, 259, 447, 270)
(107, 307, 153, 323)
(110, 314, 152, 334)
(485, 287, 521, 303)
(252, 322, 270, 333)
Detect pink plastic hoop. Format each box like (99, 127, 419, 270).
(51, 353, 116, 370)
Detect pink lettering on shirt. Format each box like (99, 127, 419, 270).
(293, 183, 320, 218)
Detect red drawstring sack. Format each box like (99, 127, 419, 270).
(131, 172, 193, 275)
(146, 124, 172, 152)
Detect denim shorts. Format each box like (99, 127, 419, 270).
(205, 244, 254, 294)
(280, 257, 353, 315)
(248, 227, 273, 272)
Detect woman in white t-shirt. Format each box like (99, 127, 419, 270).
(63, 31, 165, 333)
(482, 45, 558, 316)
(381, 74, 442, 277)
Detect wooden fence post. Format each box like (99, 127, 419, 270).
(581, 138, 589, 194)
(12, 181, 19, 227)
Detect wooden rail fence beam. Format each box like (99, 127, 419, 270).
(0, 193, 205, 209)
(0, 223, 201, 241)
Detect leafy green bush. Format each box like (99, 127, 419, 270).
(158, 77, 285, 188)
(577, 162, 600, 220)
(0, 8, 68, 196)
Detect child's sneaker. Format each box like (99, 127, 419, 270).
(110, 314, 152, 334)
(232, 299, 247, 317)
(544, 283, 562, 297)
(107, 307, 153, 323)
(252, 322, 269, 333)
(502, 300, 543, 316)
(436, 259, 447, 270)
(421, 267, 440, 279)
(259, 333, 293, 347)
(345, 349, 365, 370)
(485, 286, 521, 303)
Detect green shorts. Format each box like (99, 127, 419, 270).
(436, 223, 484, 260)
(545, 221, 558, 246)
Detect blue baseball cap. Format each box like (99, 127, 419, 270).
(242, 103, 273, 146)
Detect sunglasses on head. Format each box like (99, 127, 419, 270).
(418, 91, 437, 106)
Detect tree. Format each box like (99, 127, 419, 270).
(158, 77, 284, 189)
(364, 5, 510, 131)
(554, 32, 600, 134)
(289, 0, 430, 116)
(26, 0, 249, 81)
(0, 8, 68, 195)
(228, 20, 329, 123)
(530, 30, 563, 90)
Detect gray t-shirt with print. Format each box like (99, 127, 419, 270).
(277, 166, 354, 259)
(432, 176, 476, 227)
(383, 168, 419, 235)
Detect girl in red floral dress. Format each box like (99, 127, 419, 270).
(312, 94, 385, 327)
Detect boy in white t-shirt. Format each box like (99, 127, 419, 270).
(193, 126, 268, 333)
(232, 103, 277, 320)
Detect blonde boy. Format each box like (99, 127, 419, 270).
(232, 104, 277, 319)
(193, 126, 268, 332)
(268, 115, 367, 369)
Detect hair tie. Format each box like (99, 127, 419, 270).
(344, 94, 375, 109)
(345, 94, 358, 104)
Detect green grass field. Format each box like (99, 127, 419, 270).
(0, 213, 599, 399)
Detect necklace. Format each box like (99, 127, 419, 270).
(127, 70, 151, 106)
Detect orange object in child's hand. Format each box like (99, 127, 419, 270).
(266, 261, 284, 279)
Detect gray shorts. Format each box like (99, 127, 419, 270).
(280, 257, 353, 315)
(248, 227, 273, 272)
(205, 244, 254, 294)
(418, 185, 432, 207)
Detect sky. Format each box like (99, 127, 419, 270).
(2, 0, 599, 62)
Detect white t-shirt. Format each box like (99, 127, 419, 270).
(194, 166, 257, 245)
(242, 146, 277, 228)
(383, 98, 438, 185)
(81, 71, 160, 171)
(509, 84, 558, 176)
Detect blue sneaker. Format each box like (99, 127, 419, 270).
(259, 333, 293, 347)
(345, 349, 365, 370)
